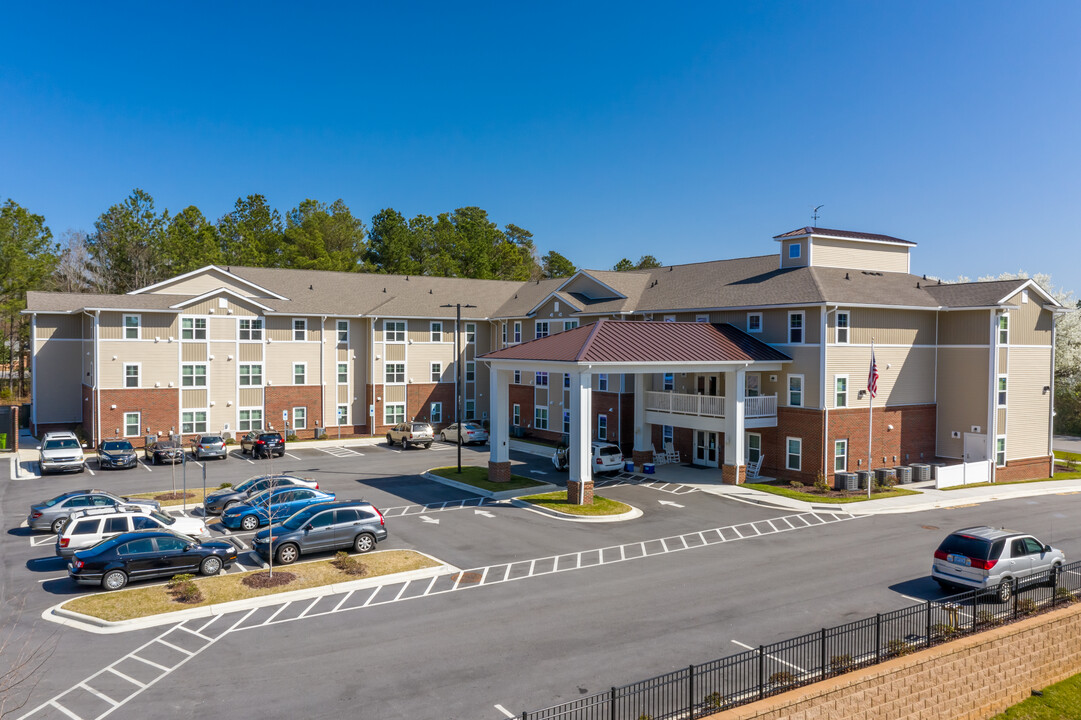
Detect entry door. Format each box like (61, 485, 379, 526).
(696, 375, 720, 396)
(695, 431, 718, 467)
(745, 374, 761, 397)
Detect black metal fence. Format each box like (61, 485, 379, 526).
(519, 560, 1081, 719)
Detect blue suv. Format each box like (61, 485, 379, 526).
(220, 486, 336, 531)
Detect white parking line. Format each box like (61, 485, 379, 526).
(140, 460, 153, 472)
(78, 682, 118, 707)
(494, 704, 516, 719)
(85, 467, 96, 476)
(284, 452, 300, 460)
(37, 575, 67, 583)
(106, 668, 145, 689)
(48, 700, 81, 720)
(731, 640, 807, 673)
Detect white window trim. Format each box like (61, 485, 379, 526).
(465, 323, 476, 344)
(123, 363, 141, 389)
(123, 412, 141, 437)
(465, 361, 476, 383)
(836, 311, 850, 344)
(384, 320, 406, 343)
(293, 362, 307, 385)
(787, 374, 804, 407)
(535, 371, 548, 387)
(430, 321, 443, 343)
(834, 439, 848, 473)
(238, 317, 264, 342)
(1021, 289, 1029, 304)
(337, 319, 350, 344)
(995, 435, 1006, 467)
(430, 402, 442, 423)
(382, 404, 404, 426)
(292, 318, 307, 341)
(239, 363, 263, 387)
(597, 414, 607, 440)
(181, 316, 207, 340)
(512, 321, 522, 344)
(598, 373, 608, 391)
(564, 319, 579, 331)
(747, 312, 762, 333)
(181, 409, 209, 435)
(238, 407, 264, 432)
(998, 314, 1009, 345)
(292, 406, 308, 430)
(123, 314, 141, 340)
(788, 311, 805, 344)
(465, 399, 476, 420)
(513, 370, 522, 384)
(997, 374, 1008, 408)
(512, 403, 521, 426)
(181, 363, 207, 388)
(384, 362, 405, 384)
(663, 373, 675, 391)
(834, 374, 849, 408)
(338, 404, 352, 426)
(337, 362, 349, 385)
(430, 362, 443, 383)
(534, 406, 548, 430)
(501, 323, 507, 346)
(535, 321, 549, 339)
(786, 436, 802, 471)
(789, 242, 801, 259)
(663, 425, 674, 444)
(745, 432, 761, 464)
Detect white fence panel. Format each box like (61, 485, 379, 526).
(935, 460, 991, 489)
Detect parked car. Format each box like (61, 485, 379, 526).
(38, 431, 86, 474)
(190, 434, 228, 460)
(56, 505, 209, 558)
(241, 431, 285, 458)
(203, 474, 320, 516)
(220, 486, 336, 531)
(96, 440, 138, 470)
(386, 422, 434, 449)
(145, 439, 184, 465)
(439, 422, 489, 445)
(68, 529, 237, 591)
(552, 440, 624, 475)
(931, 526, 1066, 601)
(28, 490, 161, 534)
(252, 500, 387, 564)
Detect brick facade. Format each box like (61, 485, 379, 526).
(566, 479, 594, 505)
(265, 385, 324, 440)
(98, 388, 180, 448)
(368, 382, 455, 437)
(721, 464, 746, 485)
(488, 460, 511, 483)
(827, 404, 937, 476)
(998, 454, 1054, 482)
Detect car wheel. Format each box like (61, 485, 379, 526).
(354, 533, 376, 553)
(424, 443, 432, 449)
(240, 515, 260, 531)
(200, 556, 223, 576)
(403, 440, 410, 450)
(102, 570, 128, 591)
(51, 517, 67, 534)
(440, 433, 447, 442)
(996, 579, 1013, 603)
(276, 543, 299, 564)
(277, 451, 284, 458)
(386, 434, 394, 446)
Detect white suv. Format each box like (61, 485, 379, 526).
(38, 431, 86, 474)
(55, 505, 209, 558)
(552, 441, 625, 475)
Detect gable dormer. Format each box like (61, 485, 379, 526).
(129, 265, 286, 300)
(773, 227, 914, 274)
(558, 271, 625, 301)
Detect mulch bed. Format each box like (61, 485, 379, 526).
(758, 482, 900, 500)
(153, 492, 198, 501)
(241, 571, 297, 589)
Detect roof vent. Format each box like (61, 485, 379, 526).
(309, 285, 313, 290)
(938, 278, 942, 285)
(916, 282, 921, 289)
(429, 289, 433, 294)
(845, 272, 849, 280)
(383, 288, 387, 293)
(923, 274, 927, 281)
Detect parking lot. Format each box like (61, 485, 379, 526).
(5, 440, 1081, 719)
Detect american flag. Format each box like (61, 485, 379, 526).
(868, 346, 879, 399)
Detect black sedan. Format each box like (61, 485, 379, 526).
(145, 439, 183, 464)
(96, 440, 138, 470)
(203, 474, 320, 515)
(69, 529, 237, 591)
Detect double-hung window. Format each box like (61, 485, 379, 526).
(124, 412, 140, 437)
(513, 322, 522, 343)
(598, 374, 608, 391)
(465, 399, 475, 420)
(786, 437, 802, 471)
(182, 364, 207, 387)
(465, 323, 476, 344)
(564, 319, 579, 331)
(181, 318, 206, 340)
(293, 363, 306, 385)
(337, 363, 348, 385)
(123, 315, 140, 340)
(836, 312, 849, 344)
(512, 404, 521, 426)
(788, 375, 803, 407)
(239, 319, 263, 341)
(431, 362, 442, 382)
(998, 315, 1009, 345)
(293, 318, 307, 341)
(337, 320, 349, 343)
(501, 323, 507, 345)
(465, 362, 475, 383)
(338, 405, 351, 425)
(385, 321, 405, 342)
(430, 322, 442, 342)
(384, 404, 403, 425)
(182, 411, 207, 434)
(535, 371, 548, 387)
(997, 376, 1008, 407)
(534, 407, 548, 430)
(430, 402, 442, 423)
(535, 321, 549, 339)
(124, 364, 140, 388)
(747, 313, 762, 333)
(663, 373, 674, 391)
(996, 436, 1006, 467)
(385, 363, 405, 383)
(513, 370, 521, 384)
(597, 415, 607, 440)
(239, 364, 262, 386)
(835, 376, 848, 408)
(292, 407, 307, 430)
(788, 312, 804, 343)
(238, 409, 262, 431)
(834, 439, 848, 472)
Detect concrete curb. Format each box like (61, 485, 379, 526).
(422, 470, 559, 500)
(44, 550, 459, 635)
(509, 497, 643, 523)
(508, 439, 557, 458)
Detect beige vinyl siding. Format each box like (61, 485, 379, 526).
(1005, 347, 1052, 460)
(784, 345, 821, 407)
(533, 295, 580, 320)
(98, 312, 178, 340)
(1003, 293, 1053, 346)
(687, 307, 820, 345)
(34, 340, 82, 422)
(182, 343, 207, 362)
(209, 317, 235, 341)
(561, 274, 618, 300)
(836, 308, 936, 346)
(100, 341, 178, 388)
(239, 388, 263, 407)
(408, 344, 457, 381)
(936, 347, 990, 458)
(181, 297, 259, 317)
(238, 343, 262, 362)
(336, 385, 350, 404)
(384, 385, 406, 403)
(407, 320, 433, 344)
(266, 316, 291, 342)
(828, 346, 934, 407)
(142, 269, 272, 298)
(997, 407, 1007, 431)
(780, 240, 808, 268)
(938, 310, 990, 345)
(182, 389, 208, 408)
(267, 344, 320, 386)
(810, 238, 909, 273)
(35, 314, 81, 339)
(82, 313, 94, 337)
(209, 347, 235, 432)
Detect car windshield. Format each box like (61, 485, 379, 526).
(234, 476, 266, 493)
(281, 507, 320, 530)
(102, 441, 132, 452)
(44, 439, 80, 450)
(597, 446, 621, 458)
(937, 534, 995, 560)
(260, 434, 282, 441)
(200, 436, 223, 444)
(149, 510, 175, 525)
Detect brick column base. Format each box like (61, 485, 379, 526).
(632, 449, 652, 470)
(488, 461, 512, 483)
(722, 464, 746, 485)
(566, 479, 595, 505)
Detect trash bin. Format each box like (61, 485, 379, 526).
(643, 463, 655, 475)
(624, 461, 635, 472)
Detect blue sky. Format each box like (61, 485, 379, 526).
(2, 2, 1078, 283)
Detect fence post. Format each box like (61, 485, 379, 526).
(610, 687, 616, 720)
(875, 613, 882, 663)
(925, 600, 932, 648)
(972, 590, 978, 632)
(688, 664, 694, 719)
(758, 646, 765, 701)
(820, 628, 827, 681)
(1012, 578, 1019, 620)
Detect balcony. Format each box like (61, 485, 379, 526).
(643, 391, 777, 419)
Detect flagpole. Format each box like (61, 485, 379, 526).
(867, 339, 874, 500)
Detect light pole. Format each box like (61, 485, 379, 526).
(440, 303, 476, 474)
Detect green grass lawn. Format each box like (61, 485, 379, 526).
(743, 482, 921, 504)
(990, 671, 1081, 719)
(1055, 450, 1081, 463)
(518, 490, 632, 516)
(429, 465, 547, 492)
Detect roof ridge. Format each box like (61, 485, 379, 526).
(575, 319, 607, 362)
(805, 267, 828, 303)
(583, 254, 777, 274)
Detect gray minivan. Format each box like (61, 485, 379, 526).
(251, 500, 387, 564)
(931, 526, 1066, 602)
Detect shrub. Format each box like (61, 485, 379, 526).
(976, 609, 1002, 627)
(286, 434, 299, 442)
(829, 654, 854, 675)
(930, 623, 958, 641)
(813, 472, 829, 492)
(886, 638, 913, 657)
(703, 692, 725, 709)
(769, 671, 796, 688)
(1017, 598, 1038, 616)
(167, 574, 202, 604)
(331, 550, 367, 576)
(225, 438, 236, 445)
(1056, 587, 1077, 603)
(789, 480, 804, 488)
(167, 573, 195, 589)
(218, 482, 233, 489)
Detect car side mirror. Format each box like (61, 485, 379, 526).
(36, 445, 41, 450)
(304, 524, 313, 531)
(1045, 545, 1052, 553)
(185, 544, 195, 551)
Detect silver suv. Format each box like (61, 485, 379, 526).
(931, 526, 1066, 602)
(386, 422, 433, 449)
(38, 431, 86, 474)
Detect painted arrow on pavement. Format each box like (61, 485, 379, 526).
(528, 469, 548, 475)
(419, 515, 440, 524)
(474, 509, 495, 518)
(658, 500, 685, 508)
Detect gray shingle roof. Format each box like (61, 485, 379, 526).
(773, 226, 916, 245)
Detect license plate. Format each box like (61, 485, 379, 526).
(947, 553, 971, 567)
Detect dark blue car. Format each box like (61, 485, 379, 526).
(220, 486, 336, 531)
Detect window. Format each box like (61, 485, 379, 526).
(292, 407, 307, 430)
(835, 375, 848, 408)
(239, 364, 262, 386)
(123, 314, 140, 340)
(181, 364, 207, 387)
(465, 362, 475, 383)
(465, 323, 476, 344)
(564, 320, 579, 330)
(998, 314, 1009, 345)
(1021, 289, 1029, 304)
(513, 370, 522, 384)
(430, 362, 442, 382)
(836, 312, 849, 344)
(385, 363, 405, 383)
(512, 403, 521, 426)
(746, 373, 761, 397)
(293, 318, 307, 341)
(788, 312, 804, 343)
(535, 371, 548, 386)
(663, 315, 676, 322)
(663, 425, 674, 446)
(337, 320, 349, 343)
(786, 437, 802, 471)
(430, 322, 442, 342)
(293, 362, 306, 385)
(513, 322, 522, 343)
(104, 517, 128, 534)
(598, 374, 608, 391)
(535, 407, 548, 430)
(563, 373, 571, 389)
(834, 439, 848, 472)
(597, 414, 607, 440)
(745, 432, 761, 464)
(238, 409, 263, 431)
(182, 411, 207, 434)
(788, 375, 803, 407)
(501, 323, 507, 345)
(239, 318, 263, 341)
(747, 313, 762, 333)
(125, 412, 141, 437)
(663, 373, 675, 391)
(338, 404, 352, 425)
(535, 321, 549, 339)
(465, 399, 475, 420)
(181, 317, 206, 340)
(430, 402, 442, 423)
(696, 314, 710, 323)
(337, 363, 348, 385)
(789, 242, 801, 259)
(996, 436, 1006, 467)
(124, 363, 140, 388)
(562, 410, 570, 433)
(997, 376, 1008, 407)
(383, 404, 404, 425)
(385, 321, 405, 342)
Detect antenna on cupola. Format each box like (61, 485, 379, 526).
(812, 205, 824, 226)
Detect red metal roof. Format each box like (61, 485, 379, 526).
(479, 320, 791, 364)
(772, 226, 915, 245)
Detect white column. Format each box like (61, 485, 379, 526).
(489, 366, 511, 464)
(633, 372, 647, 451)
(723, 368, 747, 467)
(569, 369, 593, 484)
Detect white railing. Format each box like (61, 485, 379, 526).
(745, 394, 777, 418)
(644, 391, 778, 419)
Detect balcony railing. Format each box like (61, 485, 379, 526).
(644, 391, 778, 419)
(745, 394, 777, 418)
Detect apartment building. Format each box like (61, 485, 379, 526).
(26, 226, 1063, 483)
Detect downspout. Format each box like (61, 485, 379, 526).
(321, 316, 327, 433)
(369, 316, 376, 433)
(823, 305, 837, 478)
(94, 310, 101, 447)
(1049, 311, 1059, 477)
(30, 313, 37, 434)
(989, 310, 1002, 482)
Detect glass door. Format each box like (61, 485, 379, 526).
(695, 431, 719, 467)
